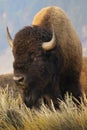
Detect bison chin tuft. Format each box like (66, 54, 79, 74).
(23, 88, 43, 109)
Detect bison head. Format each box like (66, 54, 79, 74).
(6, 25, 58, 108)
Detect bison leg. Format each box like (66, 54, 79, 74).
(60, 78, 83, 104)
(43, 95, 62, 109)
(52, 91, 62, 109)
(68, 81, 83, 105)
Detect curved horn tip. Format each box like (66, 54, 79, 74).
(6, 26, 13, 48)
(42, 25, 56, 51)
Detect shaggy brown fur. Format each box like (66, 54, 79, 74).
(0, 57, 87, 95)
(80, 57, 87, 94)
(7, 6, 82, 109)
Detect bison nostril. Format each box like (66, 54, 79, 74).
(13, 76, 24, 85)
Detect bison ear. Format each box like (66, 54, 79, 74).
(42, 25, 56, 51)
(6, 26, 13, 48)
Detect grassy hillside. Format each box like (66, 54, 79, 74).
(0, 74, 23, 98)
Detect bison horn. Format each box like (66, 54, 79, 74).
(6, 27, 13, 48)
(42, 25, 56, 51)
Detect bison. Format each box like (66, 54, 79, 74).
(6, 6, 83, 109)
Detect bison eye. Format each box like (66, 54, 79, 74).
(33, 57, 37, 61)
(29, 54, 37, 62)
(29, 53, 34, 60)
(31, 56, 39, 62)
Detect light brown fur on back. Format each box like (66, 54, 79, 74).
(32, 6, 82, 74)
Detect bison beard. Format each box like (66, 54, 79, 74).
(23, 88, 42, 109)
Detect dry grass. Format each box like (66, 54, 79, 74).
(0, 87, 87, 130)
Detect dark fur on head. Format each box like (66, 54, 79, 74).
(13, 26, 61, 108)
